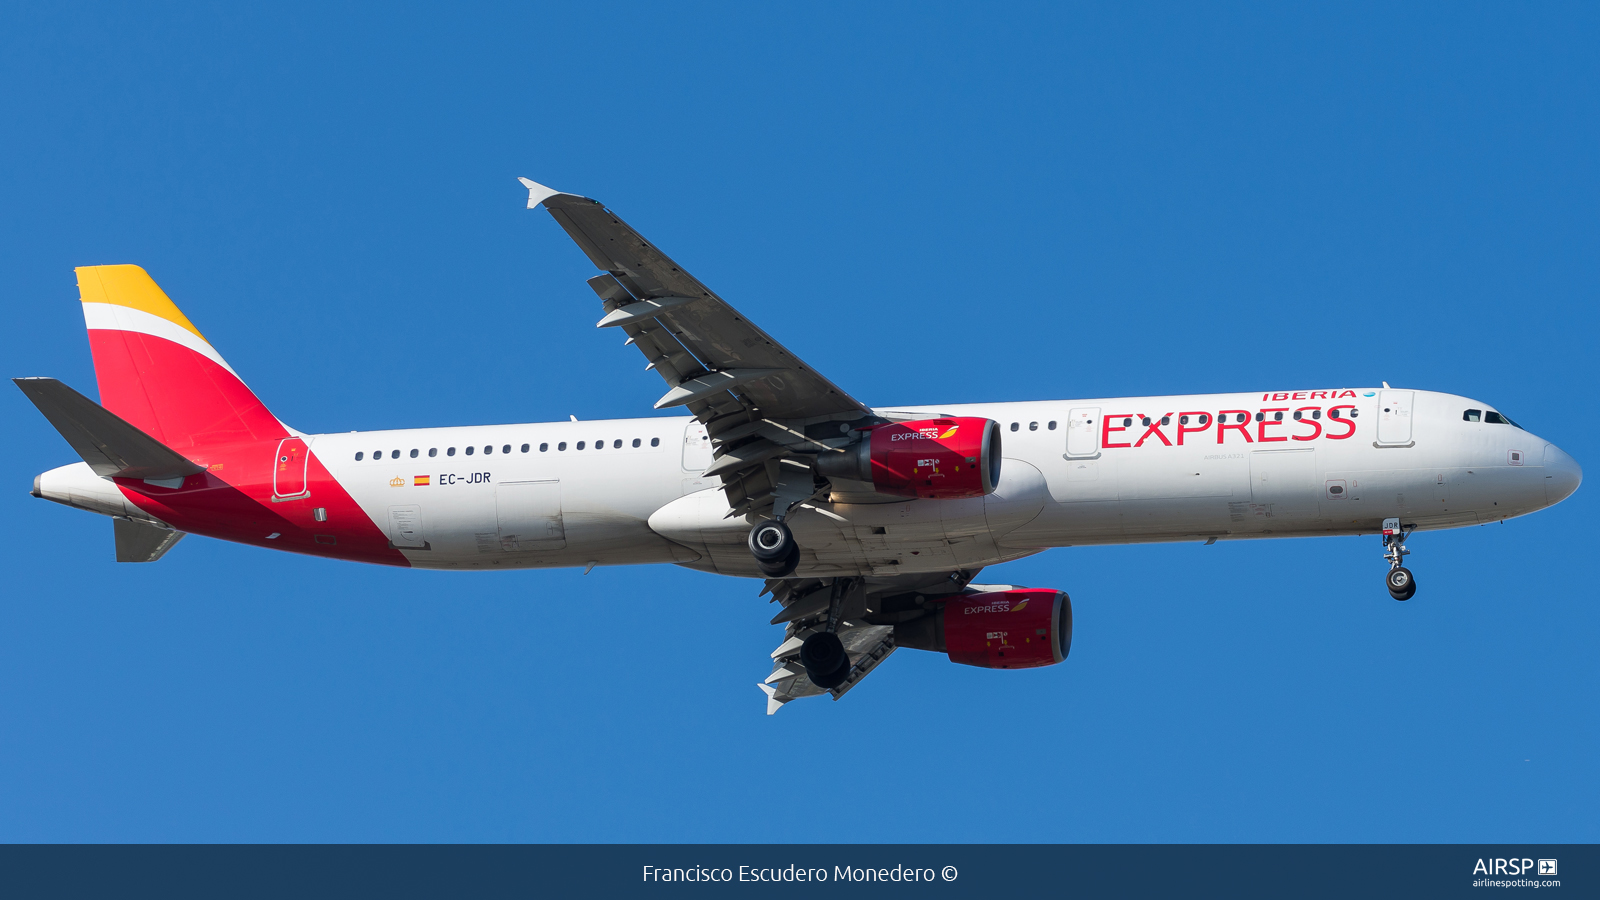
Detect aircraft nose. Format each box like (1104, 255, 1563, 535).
(1543, 443, 1582, 506)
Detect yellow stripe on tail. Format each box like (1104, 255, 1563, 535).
(76, 265, 207, 342)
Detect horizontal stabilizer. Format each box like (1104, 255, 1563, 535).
(114, 518, 185, 562)
(13, 377, 205, 480)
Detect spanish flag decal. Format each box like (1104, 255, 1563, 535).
(414, 475, 431, 486)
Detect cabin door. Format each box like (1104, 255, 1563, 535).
(1376, 390, 1415, 445)
(273, 437, 310, 498)
(1065, 408, 1101, 458)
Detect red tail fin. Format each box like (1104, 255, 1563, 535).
(77, 265, 289, 451)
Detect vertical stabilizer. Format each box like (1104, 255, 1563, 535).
(77, 265, 289, 451)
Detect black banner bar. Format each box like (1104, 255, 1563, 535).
(1, 844, 1591, 899)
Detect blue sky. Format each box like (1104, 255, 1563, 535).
(1, 3, 1595, 841)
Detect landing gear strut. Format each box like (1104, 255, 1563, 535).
(798, 578, 856, 689)
(1381, 517, 1416, 601)
(749, 519, 799, 578)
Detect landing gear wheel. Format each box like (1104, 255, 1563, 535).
(750, 519, 799, 577)
(748, 520, 795, 562)
(1386, 567, 1416, 601)
(756, 543, 801, 578)
(800, 631, 850, 689)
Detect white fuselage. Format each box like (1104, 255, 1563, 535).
(305, 387, 1578, 578)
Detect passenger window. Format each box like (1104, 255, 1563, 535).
(540, 443, 549, 452)
(1141, 417, 1150, 427)
(613, 439, 622, 448)
(1255, 412, 1263, 422)
(577, 441, 586, 450)
(651, 437, 660, 447)
(1010, 422, 1019, 432)
(1123, 418, 1132, 427)
(558, 442, 567, 451)
(409, 449, 418, 458)
(1235, 413, 1246, 424)
(428, 448, 437, 457)
(484, 445, 493, 454)
(1330, 409, 1341, 418)
(1028, 422, 1038, 431)
(448, 447, 456, 456)
(391, 450, 400, 459)
(1464, 409, 1482, 422)
(595, 440, 603, 450)
(1293, 410, 1302, 420)
(355, 452, 364, 461)
(465, 446, 475, 455)
(1312, 410, 1321, 420)
(1179, 415, 1188, 425)
(1273, 412, 1283, 421)
(1047, 421, 1057, 430)
(1160, 416, 1169, 426)
(521, 444, 529, 453)
(632, 438, 641, 447)
(1350, 409, 1359, 418)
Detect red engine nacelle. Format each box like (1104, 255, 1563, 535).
(893, 588, 1071, 669)
(817, 416, 1001, 500)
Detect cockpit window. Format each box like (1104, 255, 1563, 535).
(1484, 410, 1519, 427)
(1463, 409, 1481, 422)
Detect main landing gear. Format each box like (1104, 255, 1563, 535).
(749, 519, 800, 578)
(798, 578, 856, 690)
(1381, 517, 1416, 601)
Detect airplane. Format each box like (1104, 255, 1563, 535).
(16, 179, 1583, 713)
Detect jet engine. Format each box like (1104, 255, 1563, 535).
(893, 588, 1071, 669)
(816, 417, 1001, 500)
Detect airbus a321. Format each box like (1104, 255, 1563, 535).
(17, 180, 1582, 712)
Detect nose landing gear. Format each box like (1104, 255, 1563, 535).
(1381, 517, 1416, 601)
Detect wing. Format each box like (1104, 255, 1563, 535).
(758, 569, 982, 714)
(520, 178, 878, 519)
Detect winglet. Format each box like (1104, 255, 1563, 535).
(757, 683, 787, 715)
(517, 177, 564, 209)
